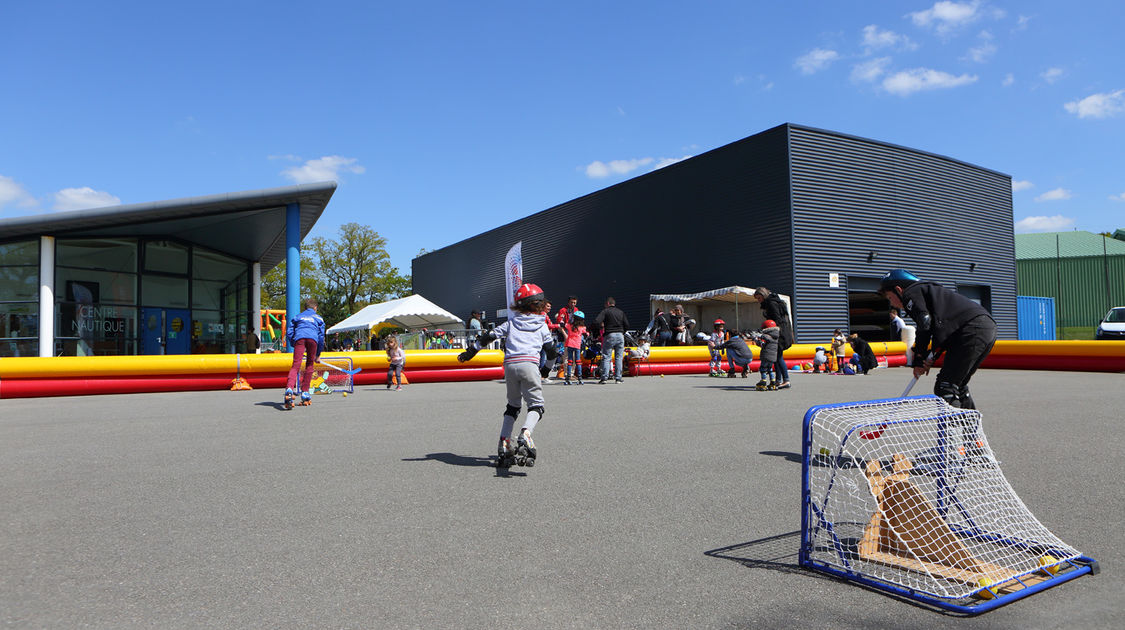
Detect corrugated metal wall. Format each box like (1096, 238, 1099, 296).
(787, 126, 1017, 342)
(412, 125, 793, 329)
(1016, 295, 1056, 340)
(1017, 255, 1125, 334)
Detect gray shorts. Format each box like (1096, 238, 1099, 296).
(505, 361, 544, 409)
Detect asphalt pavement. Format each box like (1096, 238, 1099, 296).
(1, 367, 1121, 629)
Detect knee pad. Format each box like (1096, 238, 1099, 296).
(504, 404, 520, 418)
(527, 405, 545, 418)
(934, 380, 961, 407)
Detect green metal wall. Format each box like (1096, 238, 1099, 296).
(1017, 254, 1125, 335)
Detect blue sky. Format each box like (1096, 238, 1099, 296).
(1, 1, 1122, 274)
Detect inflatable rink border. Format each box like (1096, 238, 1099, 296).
(798, 395, 1098, 615)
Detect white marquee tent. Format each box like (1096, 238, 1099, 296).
(326, 294, 464, 336)
(649, 286, 792, 333)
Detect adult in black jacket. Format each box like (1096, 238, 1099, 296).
(754, 287, 795, 389)
(847, 333, 879, 375)
(879, 269, 996, 409)
(594, 297, 630, 384)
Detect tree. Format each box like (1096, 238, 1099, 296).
(310, 223, 411, 314)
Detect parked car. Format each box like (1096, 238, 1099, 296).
(1095, 307, 1125, 340)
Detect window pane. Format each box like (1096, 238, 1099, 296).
(192, 279, 225, 309)
(0, 302, 38, 339)
(193, 248, 246, 281)
(57, 303, 137, 356)
(57, 268, 137, 304)
(144, 240, 188, 274)
(141, 275, 188, 307)
(56, 239, 137, 272)
(0, 265, 38, 301)
(0, 240, 38, 266)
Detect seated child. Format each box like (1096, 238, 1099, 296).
(812, 346, 829, 373)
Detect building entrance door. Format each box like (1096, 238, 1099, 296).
(141, 308, 192, 354)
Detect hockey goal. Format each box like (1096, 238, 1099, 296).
(800, 395, 1097, 613)
(304, 356, 356, 394)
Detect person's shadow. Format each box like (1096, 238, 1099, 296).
(402, 452, 528, 477)
(254, 400, 290, 411)
(402, 452, 493, 467)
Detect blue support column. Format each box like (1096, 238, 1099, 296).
(285, 202, 300, 352)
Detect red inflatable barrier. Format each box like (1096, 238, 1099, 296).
(0, 375, 245, 399)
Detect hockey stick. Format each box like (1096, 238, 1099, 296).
(862, 357, 927, 439)
(316, 359, 363, 375)
(901, 375, 919, 398)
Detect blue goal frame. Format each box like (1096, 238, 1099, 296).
(798, 395, 1098, 614)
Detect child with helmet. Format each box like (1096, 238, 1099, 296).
(707, 319, 729, 376)
(563, 310, 588, 385)
(458, 282, 557, 468)
(754, 319, 781, 390)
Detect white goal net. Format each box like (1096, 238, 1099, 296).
(802, 396, 1082, 603)
(308, 356, 355, 394)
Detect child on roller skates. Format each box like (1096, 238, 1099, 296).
(754, 320, 780, 390)
(708, 319, 729, 376)
(563, 310, 588, 385)
(458, 283, 557, 469)
(284, 297, 326, 409)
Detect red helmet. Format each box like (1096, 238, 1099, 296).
(713, 318, 725, 326)
(514, 283, 545, 308)
(762, 319, 777, 329)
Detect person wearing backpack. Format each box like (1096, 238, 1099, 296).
(754, 287, 795, 390)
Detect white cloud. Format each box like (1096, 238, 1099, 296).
(1109, 192, 1125, 202)
(909, 1, 981, 34)
(0, 174, 38, 211)
(1040, 67, 1064, 84)
(53, 187, 121, 211)
(1011, 180, 1033, 192)
(882, 68, 978, 96)
(1002, 73, 1015, 87)
(852, 57, 892, 83)
(280, 155, 365, 184)
(1064, 89, 1125, 119)
(795, 48, 839, 75)
(584, 158, 654, 178)
(964, 31, 997, 62)
(1014, 14, 1032, 30)
(1014, 215, 1075, 233)
(652, 156, 693, 170)
(1034, 187, 1072, 202)
(861, 25, 915, 51)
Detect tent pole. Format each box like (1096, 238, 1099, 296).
(735, 295, 740, 332)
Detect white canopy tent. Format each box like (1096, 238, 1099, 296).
(649, 286, 791, 334)
(326, 294, 464, 336)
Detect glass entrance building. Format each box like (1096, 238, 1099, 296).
(0, 182, 334, 357)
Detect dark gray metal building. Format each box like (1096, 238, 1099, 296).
(412, 123, 1016, 343)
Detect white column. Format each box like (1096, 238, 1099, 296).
(39, 236, 55, 357)
(251, 262, 261, 353)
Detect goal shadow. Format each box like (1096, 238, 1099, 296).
(706, 531, 965, 615)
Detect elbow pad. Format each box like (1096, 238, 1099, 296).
(543, 342, 559, 361)
(477, 330, 497, 346)
(915, 312, 932, 333)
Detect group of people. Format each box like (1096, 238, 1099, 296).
(285, 268, 997, 467)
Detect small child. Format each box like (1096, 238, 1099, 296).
(708, 319, 728, 376)
(458, 283, 557, 469)
(831, 328, 848, 374)
(812, 346, 829, 373)
(385, 335, 405, 390)
(755, 320, 781, 390)
(563, 310, 588, 385)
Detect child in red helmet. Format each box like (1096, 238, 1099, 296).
(754, 319, 781, 390)
(458, 282, 557, 469)
(707, 319, 728, 376)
